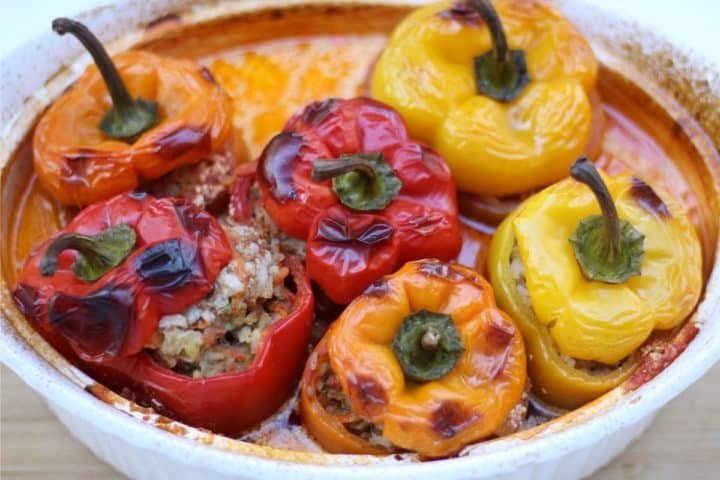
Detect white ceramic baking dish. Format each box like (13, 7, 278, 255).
(2, 1, 719, 479)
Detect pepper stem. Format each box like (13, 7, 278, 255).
(392, 309, 464, 383)
(311, 158, 376, 182)
(468, 0, 530, 102)
(568, 157, 645, 284)
(311, 153, 402, 211)
(40, 223, 136, 282)
(420, 326, 442, 350)
(570, 157, 621, 258)
(52, 18, 158, 142)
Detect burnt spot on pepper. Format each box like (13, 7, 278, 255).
(12, 284, 40, 319)
(300, 99, 339, 126)
(199, 67, 217, 85)
(430, 400, 480, 439)
(174, 203, 211, 236)
(49, 284, 133, 358)
(258, 132, 304, 202)
(154, 125, 212, 161)
(437, 1, 484, 26)
(630, 177, 671, 218)
(346, 374, 388, 417)
(145, 13, 181, 31)
(316, 214, 394, 246)
(134, 238, 202, 291)
(418, 261, 468, 284)
(363, 278, 391, 298)
(486, 312, 515, 348)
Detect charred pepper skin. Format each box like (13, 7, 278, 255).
(371, 0, 598, 196)
(12, 193, 232, 362)
(33, 50, 235, 206)
(488, 171, 702, 408)
(301, 260, 527, 457)
(255, 97, 462, 304)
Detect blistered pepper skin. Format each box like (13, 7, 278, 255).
(488, 172, 702, 407)
(12, 193, 232, 362)
(303, 259, 526, 457)
(371, 0, 597, 196)
(254, 98, 462, 304)
(33, 51, 235, 206)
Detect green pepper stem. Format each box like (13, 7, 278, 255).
(311, 159, 376, 182)
(53, 18, 135, 118)
(420, 326, 441, 350)
(570, 157, 620, 258)
(469, 0, 509, 70)
(52, 18, 158, 141)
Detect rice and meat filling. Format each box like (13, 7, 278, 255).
(146, 216, 294, 378)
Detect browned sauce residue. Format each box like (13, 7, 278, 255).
(430, 400, 480, 439)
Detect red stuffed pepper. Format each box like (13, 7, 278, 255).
(13, 192, 314, 435)
(256, 97, 462, 304)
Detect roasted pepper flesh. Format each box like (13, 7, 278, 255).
(303, 259, 526, 457)
(488, 166, 702, 407)
(371, 0, 597, 196)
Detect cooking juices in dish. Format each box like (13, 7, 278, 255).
(5, 0, 711, 458)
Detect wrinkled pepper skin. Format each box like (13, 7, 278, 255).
(302, 259, 526, 457)
(300, 328, 390, 455)
(371, 0, 597, 196)
(33, 51, 235, 206)
(84, 256, 315, 435)
(488, 172, 702, 408)
(12, 192, 231, 362)
(256, 97, 462, 304)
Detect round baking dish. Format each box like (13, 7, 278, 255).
(1, 1, 719, 479)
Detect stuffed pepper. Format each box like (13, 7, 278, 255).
(488, 157, 702, 408)
(371, 0, 602, 224)
(34, 19, 238, 209)
(12, 192, 314, 435)
(249, 97, 462, 304)
(301, 259, 527, 457)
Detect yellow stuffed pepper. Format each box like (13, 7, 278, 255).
(371, 0, 598, 198)
(301, 259, 527, 457)
(488, 157, 702, 408)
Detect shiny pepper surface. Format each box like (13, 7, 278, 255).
(488, 170, 702, 407)
(257, 97, 461, 304)
(12, 193, 232, 362)
(371, 0, 597, 196)
(304, 259, 526, 457)
(33, 51, 235, 206)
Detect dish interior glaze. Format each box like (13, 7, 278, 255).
(1, 0, 719, 463)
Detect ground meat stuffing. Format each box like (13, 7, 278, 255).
(509, 242, 627, 376)
(146, 151, 236, 213)
(146, 214, 294, 378)
(494, 382, 530, 437)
